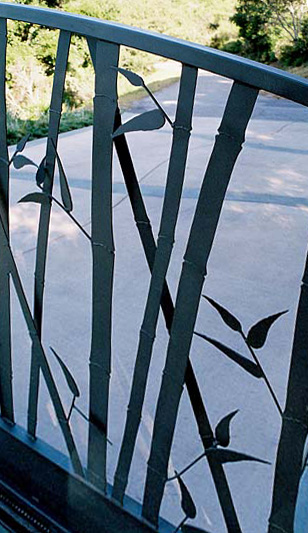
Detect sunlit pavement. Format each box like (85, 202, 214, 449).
(8, 70, 308, 532)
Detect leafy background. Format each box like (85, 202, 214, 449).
(5, 0, 308, 143)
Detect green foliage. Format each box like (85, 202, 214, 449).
(5, 0, 237, 137)
(280, 18, 308, 66)
(5, 0, 308, 142)
(230, 0, 275, 62)
(229, 0, 308, 66)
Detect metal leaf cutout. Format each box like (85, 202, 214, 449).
(215, 410, 239, 447)
(13, 155, 37, 170)
(16, 133, 30, 154)
(113, 66, 144, 87)
(176, 472, 197, 519)
(246, 310, 288, 349)
(203, 295, 242, 332)
(204, 448, 270, 465)
(18, 192, 49, 205)
(50, 347, 80, 398)
(112, 109, 165, 138)
(51, 140, 73, 212)
(36, 156, 47, 186)
(194, 332, 262, 378)
(182, 526, 212, 533)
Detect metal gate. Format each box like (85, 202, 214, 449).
(0, 3, 307, 532)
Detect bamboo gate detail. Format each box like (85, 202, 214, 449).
(0, 3, 307, 532)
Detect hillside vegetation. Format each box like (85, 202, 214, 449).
(5, 0, 237, 142)
(5, 0, 308, 143)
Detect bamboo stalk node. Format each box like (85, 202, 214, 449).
(89, 360, 110, 372)
(49, 108, 61, 116)
(158, 234, 175, 245)
(217, 130, 243, 144)
(95, 94, 117, 104)
(126, 409, 142, 423)
(136, 220, 151, 227)
(268, 521, 290, 533)
(33, 274, 45, 288)
(173, 124, 192, 133)
(140, 328, 155, 341)
(282, 414, 308, 430)
(146, 462, 167, 482)
(183, 258, 207, 278)
(92, 241, 115, 255)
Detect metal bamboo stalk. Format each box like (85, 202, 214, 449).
(112, 108, 242, 532)
(0, 17, 13, 423)
(0, 214, 83, 476)
(268, 253, 308, 533)
(27, 30, 71, 438)
(113, 63, 197, 501)
(142, 81, 259, 525)
(87, 39, 119, 492)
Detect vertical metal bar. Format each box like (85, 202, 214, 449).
(0, 214, 83, 476)
(0, 18, 13, 423)
(268, 253, 308, 533)
(87, 39, 119, 492)
(27, 30, 71, 438)
(142, 82, 259, 525)
(113, 109, 242, 532)
(112, 64, 197, 501)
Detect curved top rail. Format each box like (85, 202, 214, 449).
(1, 2, 308, 106)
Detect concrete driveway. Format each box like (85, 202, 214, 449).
(7, 70, 308, 532)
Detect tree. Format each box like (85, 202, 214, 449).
(231, 0, 308, 63)
(265, 0, 308, 42)
(231, 0, 274, 62)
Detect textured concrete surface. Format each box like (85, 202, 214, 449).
(7, 70, 308, 532)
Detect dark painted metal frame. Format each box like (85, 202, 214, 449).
(0, 2, 307, 532)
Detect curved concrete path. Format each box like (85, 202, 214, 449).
(7, 70, 308, 532)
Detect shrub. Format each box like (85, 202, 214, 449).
(280, 18, 308, 66)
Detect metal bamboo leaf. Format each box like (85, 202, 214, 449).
(246, 310, 288, 349)
(215, 410, 238, 447)
(203, 296, 242, 333)
(18, 192, 49, 206)
(51, 139, 73, 212)
(16, 133, 30, 154)
(204, 448, 270, 465)
(176, 473, 197, 519)
(182, 526, 212, 533)
(36, 157, 47, 186)
(50, 347, 80, 398)
(194, 332, 262, 378)
(113, 66, 144, 87)
(13, 155, 37, 169)
(112, 109, 165, 138)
